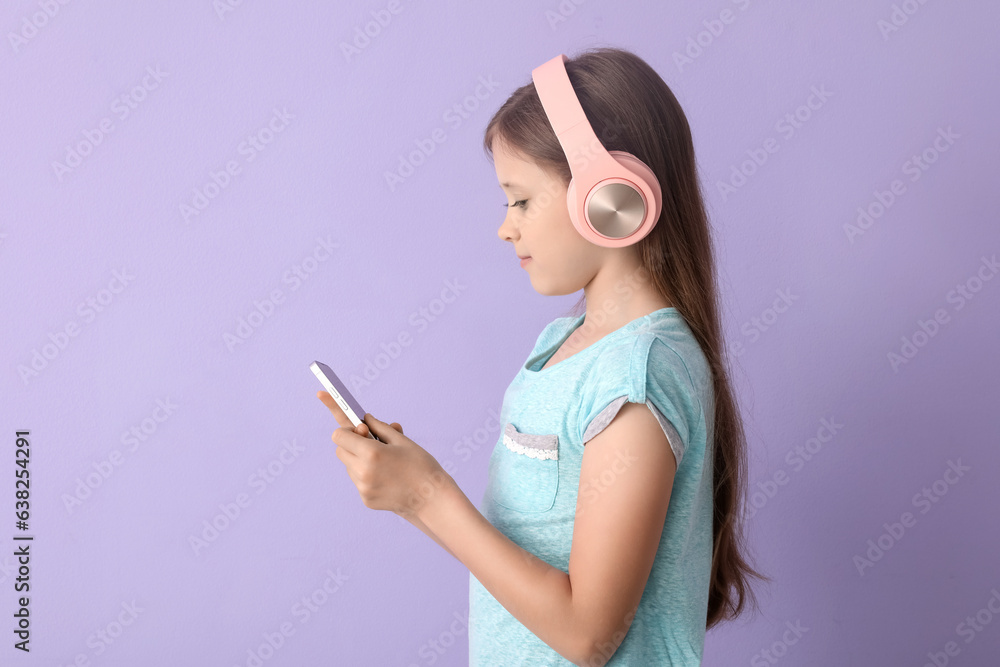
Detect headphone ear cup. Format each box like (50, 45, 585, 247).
(565, 177, 589, 238)
(606, 151, 662, 227)
(566, 151, 663, 247)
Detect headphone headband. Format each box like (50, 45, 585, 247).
(531, 53, 663, 247)
(531, 55, 596, 151)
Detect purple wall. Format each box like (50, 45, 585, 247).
(2, 1, 998, 665)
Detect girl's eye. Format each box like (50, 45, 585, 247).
(503, 200, 528, 210)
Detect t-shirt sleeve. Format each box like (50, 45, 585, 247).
(580, 334, 702, 468)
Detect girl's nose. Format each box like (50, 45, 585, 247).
(498, 212, 517, 242)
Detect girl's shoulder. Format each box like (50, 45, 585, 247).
(585, 325, 711, 439)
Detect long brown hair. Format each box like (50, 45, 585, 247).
(482, 46, 768, 629)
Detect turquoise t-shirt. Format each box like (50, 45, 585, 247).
(469, 307, 715, 666)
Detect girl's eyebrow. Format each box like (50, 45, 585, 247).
(500, 181, 523, 188)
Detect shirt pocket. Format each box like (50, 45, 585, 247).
(489, 422, 560, 513)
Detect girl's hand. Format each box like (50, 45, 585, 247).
(316, 391, 453, 518)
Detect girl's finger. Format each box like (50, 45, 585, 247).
(317, 391, 352, 428)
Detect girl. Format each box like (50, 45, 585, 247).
(319, 46, 767, 666)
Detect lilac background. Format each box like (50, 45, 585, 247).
(2, 1, 999, 665)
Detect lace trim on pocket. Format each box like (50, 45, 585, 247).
(502, 433, 558, 460)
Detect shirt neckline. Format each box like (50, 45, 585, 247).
(522, 307, 679, 375)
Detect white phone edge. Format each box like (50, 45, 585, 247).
(310, 362, 379, 441)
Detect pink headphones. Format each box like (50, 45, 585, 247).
(531, 53, 662, 248)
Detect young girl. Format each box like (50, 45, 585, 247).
(320, 46, 766, 666)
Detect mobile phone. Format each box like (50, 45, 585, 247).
(310, 360, 381, 442)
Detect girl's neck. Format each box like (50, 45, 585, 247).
(580, 279, 673, 339)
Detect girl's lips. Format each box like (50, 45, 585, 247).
(520, 257, 532, 268)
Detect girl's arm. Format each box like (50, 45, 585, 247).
(413, 400, 676, 666)
(406, 513, 457, 560)
(355, 417, 458, 559)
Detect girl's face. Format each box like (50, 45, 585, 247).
(493, 143, 603, 296)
